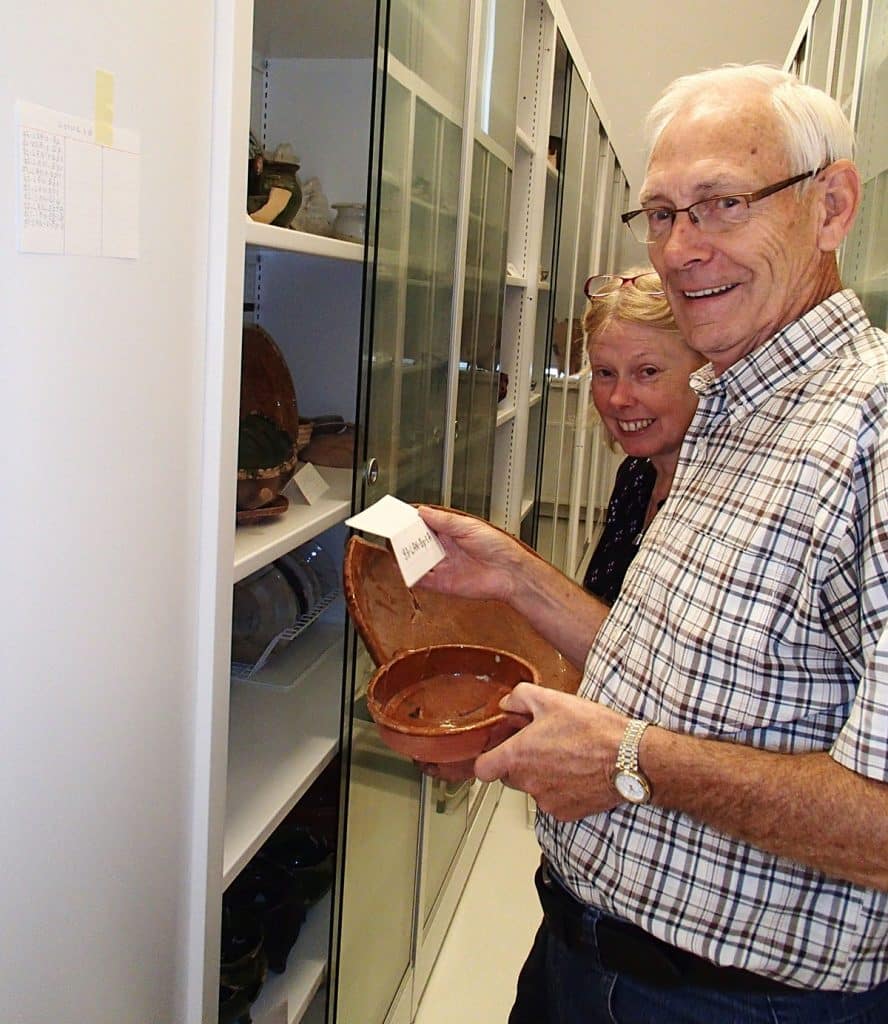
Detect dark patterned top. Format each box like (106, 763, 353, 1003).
(582, 457, 656, 605)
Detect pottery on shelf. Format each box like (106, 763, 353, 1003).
(331, 202, 366, 243)
(237, 325, 300, 512)
(247, 138, 303, 228)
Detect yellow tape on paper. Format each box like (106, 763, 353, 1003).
(95, 69, 114, 147)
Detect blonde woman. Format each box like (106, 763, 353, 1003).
(581, 269, 705, 602)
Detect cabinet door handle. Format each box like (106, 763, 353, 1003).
(365, 457, 379, 485)
(434, 777, 472, 814)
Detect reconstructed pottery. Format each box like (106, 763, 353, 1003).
(237, 412, 298, 511)
(367, 644, 540, 763)
(342, 514, 582, 695)
(237, 326, 300, 511)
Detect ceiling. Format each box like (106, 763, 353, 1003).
(562, 0, 811, 190)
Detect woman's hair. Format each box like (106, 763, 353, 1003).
(645, 64, 855, 181)
(583, 268, 678, 339)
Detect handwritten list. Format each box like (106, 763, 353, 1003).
(16, 100, 140, 258)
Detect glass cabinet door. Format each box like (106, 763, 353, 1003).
(521, 32, 568, 549)
(539, 53, 589, 572)
(451, 0, 523, 519)
(842, 0, 887, 329)
(362, 1, 471, 509)
(424, 0, 522, 965)
(807, 0, 839, 91)
(835, 0, 864, 117)
(451, 144, 510, 517)
(334, 3, 471, 1023)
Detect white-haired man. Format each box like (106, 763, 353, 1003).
(418, 65, 888, 1022)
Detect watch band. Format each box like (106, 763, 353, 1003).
(615, 719, 651, 777)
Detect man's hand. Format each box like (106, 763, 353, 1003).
(474, 684, 628, 819)
(416, 505, 525, 604)
(417, 505, 609, 670)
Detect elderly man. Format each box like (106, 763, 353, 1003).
(418, 65, 888, 1023)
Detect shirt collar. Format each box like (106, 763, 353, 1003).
(687, 290, 869, 433)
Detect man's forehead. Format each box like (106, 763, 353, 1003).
(641, 99, 788, 201)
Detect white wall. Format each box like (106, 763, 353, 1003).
(0, 2, 214, 1021)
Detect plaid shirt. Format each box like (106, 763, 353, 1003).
(538, 291, 888, 991)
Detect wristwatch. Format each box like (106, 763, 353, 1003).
(612, 719, 653, 805)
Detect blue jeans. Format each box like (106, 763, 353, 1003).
(510, 916, 888, 1024)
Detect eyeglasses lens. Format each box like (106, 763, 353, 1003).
(584, 273, 664, 299)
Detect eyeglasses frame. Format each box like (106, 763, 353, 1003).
(621, 167, 824, 245)
(583, 272, 665, 302)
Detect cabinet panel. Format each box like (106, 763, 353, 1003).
(541, 54, 589, 571)
(842, 0, 888, 328)
(336, 713, 422, 1024)
(336, 3, 473, 1022)
(452, 147, 511, 517)
(475, 0, 525, 153)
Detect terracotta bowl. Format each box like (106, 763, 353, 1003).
(367, 644, 540, 763)
(343, 526, 581, 694)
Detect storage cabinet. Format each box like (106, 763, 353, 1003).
(197, 2, 534, 1023)
(842, 0, 887, 328)
(193, 2, 646, 1022)
(785, 0, 887, 328)
(493, 1, 632, 580)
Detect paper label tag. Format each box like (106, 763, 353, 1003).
(346, 494, 445, 587)
(390, 517, 445, 588)
(290, 462, 329, 504)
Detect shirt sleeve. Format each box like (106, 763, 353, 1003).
(829, 386, 888, 782)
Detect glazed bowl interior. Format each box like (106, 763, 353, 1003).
(367, 644, 539, 763)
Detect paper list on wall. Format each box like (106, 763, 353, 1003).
(16, 100, 140, 258)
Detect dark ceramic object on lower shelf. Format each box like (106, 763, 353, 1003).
(218, 905, 267, 1023)
(262, 825, 335, 908)
(218, 983, 254, 1024)
(225, 859, 306, 974)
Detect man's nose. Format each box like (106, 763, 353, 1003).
(657, 211, 712, 269)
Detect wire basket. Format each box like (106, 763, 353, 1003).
(231, 541, 339, 681)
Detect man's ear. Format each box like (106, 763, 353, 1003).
(816, 159, 861, 253)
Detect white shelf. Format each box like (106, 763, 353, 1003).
(497, 403, 516, 427)
(224, 631, 343, 886)
(538, 278, 551, 291)
(529, 391, 543, 408)
(245, 217, 364, 262)
(234, 467, 352, 583)
(505, 275, 527, 288)
(545, 162, 559, 181)
(515, 126, 534, 154)
(520, 496, 535, 521)
(250, 893, 331, 1024)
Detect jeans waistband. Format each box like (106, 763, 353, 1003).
(536, 858, 800, 995)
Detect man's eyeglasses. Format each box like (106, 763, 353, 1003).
(583, 272, 665, 301)
(621, 168, 822, 245)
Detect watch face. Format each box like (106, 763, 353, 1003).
(614, 771, 649, 804)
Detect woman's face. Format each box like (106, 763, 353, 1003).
(590, 320, 703, 462)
